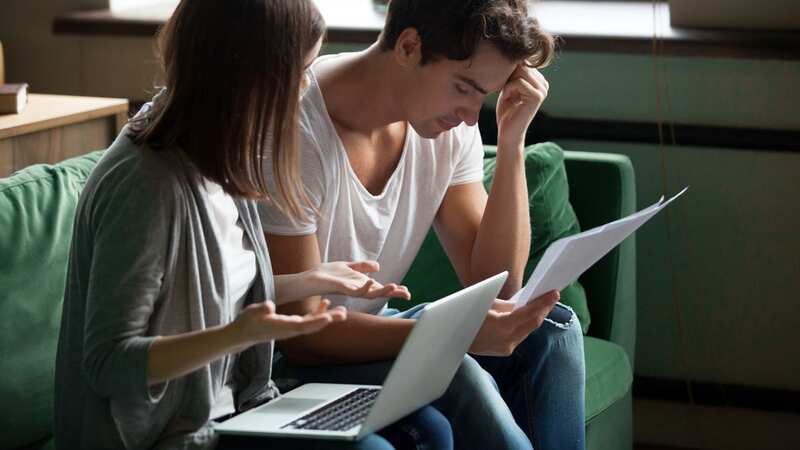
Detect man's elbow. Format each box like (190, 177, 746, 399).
(498, 278, 523, 299)
(467, 264, 524, 298)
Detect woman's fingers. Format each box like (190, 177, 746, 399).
(353, 281, 412, 300)
(287, 314, 334, 336)
(316, 299, 347, 322)
(346, 260, 380, 273)
(390, 284, 412, 300)
(314, 298, 331, 314)
(326, 305, 348, 322)
(373, 283, 411, 300)
(354, 278, 376, 296)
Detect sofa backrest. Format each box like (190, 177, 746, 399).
(563, 150, 637, 362)
(0, 151, 103, 449)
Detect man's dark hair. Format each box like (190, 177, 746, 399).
(380, 0, 555, 67)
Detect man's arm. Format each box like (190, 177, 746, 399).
(265, 232, 414, 366)
(435, 66, 550, 298)
(435, 154, 529, 299)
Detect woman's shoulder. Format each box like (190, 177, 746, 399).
(85, 129, 189, 214)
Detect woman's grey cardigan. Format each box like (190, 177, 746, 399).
(54, 127, 279, 450)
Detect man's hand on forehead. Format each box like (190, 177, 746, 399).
(495, 64, 550, 146)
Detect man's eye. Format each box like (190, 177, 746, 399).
(455, 84, 470, 94)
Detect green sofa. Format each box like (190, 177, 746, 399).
(0, 145, 636, 450)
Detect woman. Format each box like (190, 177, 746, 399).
(53, 0, 452, 449)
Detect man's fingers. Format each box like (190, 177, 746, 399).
(492, 299, 515, 313)
(511, 290, 560, 327)
(500, 77, 542, 106)
(531, 290, 560, 305)
(517, 66, 548, 92)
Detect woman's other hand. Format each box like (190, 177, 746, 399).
(310, 261, 411, 300)
(231, 299, 346, 349)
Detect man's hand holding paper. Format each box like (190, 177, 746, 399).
(469, 291, 561, 357)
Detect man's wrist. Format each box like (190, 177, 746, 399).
(496, 137, 526, 165)
(496, 132, 526, 154)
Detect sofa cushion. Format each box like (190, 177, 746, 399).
(401, 142, 590, 333)
(0, 151, 103, 449)
(584, 336, 633, 421)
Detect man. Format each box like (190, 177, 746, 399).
(260, 1, 585, 448)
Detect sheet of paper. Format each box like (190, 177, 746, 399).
(512, 187, 688, 308)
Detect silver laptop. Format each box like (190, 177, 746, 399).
(215, 271, 508, 441)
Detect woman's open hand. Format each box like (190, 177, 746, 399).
(231, 299, 346, 348)
(310, 261, 411, 300)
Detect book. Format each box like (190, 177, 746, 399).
(0, 83, 28, 114)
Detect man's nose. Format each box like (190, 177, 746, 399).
(456, 107, 480, 127)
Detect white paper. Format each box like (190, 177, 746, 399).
(512, 187, 688, 308)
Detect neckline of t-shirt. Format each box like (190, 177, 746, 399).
(308, 54, 413, 201)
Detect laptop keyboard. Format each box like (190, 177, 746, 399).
(281, 387, 381, 432)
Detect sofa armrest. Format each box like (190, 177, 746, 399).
(563, 150, 637, 363)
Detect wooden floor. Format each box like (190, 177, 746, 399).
(636, 446, 696, 450)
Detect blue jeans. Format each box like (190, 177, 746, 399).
(217, 406, 452, 450)
(274, 302, 585, 450)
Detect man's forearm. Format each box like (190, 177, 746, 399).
(277, 311, 415, 366)
(470, 138, 530, 298)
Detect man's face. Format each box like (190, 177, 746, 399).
(403, 40, 519, 139)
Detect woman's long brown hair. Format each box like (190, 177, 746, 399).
(130, 0, 324, 221)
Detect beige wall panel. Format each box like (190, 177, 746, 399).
(0, 0, 62, 34)
(80, 37, 160, 101)
(12, 130, 58, 170)
(0, 0, 83, 94)
(0, 140, 13, 178)
(0, 36, 83, 95)
(59, 118, 112, 158)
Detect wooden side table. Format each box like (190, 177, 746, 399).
(0, 94, 129, 177)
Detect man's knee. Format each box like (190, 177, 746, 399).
(518, 303, 584, 365)
(449, 354, 499, 394)
(544, 302, 580, 332)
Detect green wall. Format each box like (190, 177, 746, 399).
(541, 52, 800, 390)
(556, 139, 800, 390)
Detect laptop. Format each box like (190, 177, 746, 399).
(214, 271, 508, 441)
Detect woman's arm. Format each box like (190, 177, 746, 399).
(148, 300, 344, 385)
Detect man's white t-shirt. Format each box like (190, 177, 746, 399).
(259, 54, 485, 314)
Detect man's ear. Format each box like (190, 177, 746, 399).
(393, 27, 422, 68)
